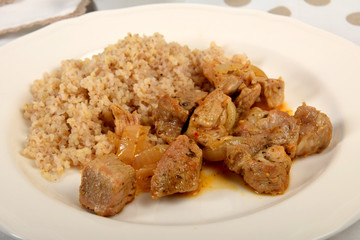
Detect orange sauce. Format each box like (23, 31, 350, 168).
(277, 102, 293, 115)
(137, 162, 247, 198)
(135, 159, 289, 198)
(253, 100, 293, 115)
(134, 99, 294, 198)
(180, 162, 244, 198)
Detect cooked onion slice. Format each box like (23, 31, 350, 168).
(133, 144, 168, 170)
(117, 125, 152, 165)
(133, 144, 168, 192)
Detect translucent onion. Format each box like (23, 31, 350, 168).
(251, 65, 268, 78)
(135, 168, 154, 192)
(203, 144, 227, 162)
(117, 125, 151, 165)
(134, 144, 169, 192)
(214, 63, 244, 74)
(133, 144, 168, 170)
(224, 100, 237, 132)
(107, 131, 121, 151)
(134, 126, 154, 154)
(202, 136, 246, 162)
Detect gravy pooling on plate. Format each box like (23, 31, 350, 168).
(22, 33, 332, 216)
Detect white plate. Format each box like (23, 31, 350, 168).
(1, 4, 360, 240)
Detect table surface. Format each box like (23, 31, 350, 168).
(0, 0, 359, 239)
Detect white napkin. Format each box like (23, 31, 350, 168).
(0, 0, 90, 34)
(0, 0, 15, 7)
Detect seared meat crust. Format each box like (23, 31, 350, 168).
(235, 83, 261, 115)
(153, 95, 189, 143)
(258, 78, 285, 108)
(226, 145, 291, 195)
(294, 103, 332, 157)
(186, 88, 236, 149)
(150, 135, 203, 199)
(233, 107, 300, 158)
(79, 154, 135, 216)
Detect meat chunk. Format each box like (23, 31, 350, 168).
(224, 108, 294, 195)
(202, 134, 267, 162)
(175, 89, 208, 111)
(150, 135, 203, 199)
(258, 78, 285, 108)
(79, 154, 135, 216)
(226, 145, 291, 195)
(153, 95, 189, 143)
(203, 59, 253, 95)
(235, 83, 261, 115)
(111, 103, 139, 136)
(186, 89, 237, 149)
(233, 107, 300, 158)
(294, 103, 332, 157)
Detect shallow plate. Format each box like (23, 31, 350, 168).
(0, 4, 360, 240)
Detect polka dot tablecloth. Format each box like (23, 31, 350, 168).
(220, 0, 360, 46)
(0, 0, 359, 46)
(92, 0, 360, 46)
(0, 1, 359, 240)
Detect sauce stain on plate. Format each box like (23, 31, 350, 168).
(181, 162, 247, 198)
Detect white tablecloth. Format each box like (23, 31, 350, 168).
(0, 0, 359, 239)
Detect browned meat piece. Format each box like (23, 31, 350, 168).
(150, 135, 203, 199)
(258, 78, 285, 108)
(111, 103, 139, 136)
(175, 89, 208, 111)
(225, 142, 253, 172)
(233, 107, 300, 158)
(202, 135, 267, 162)
(294, 103, 332, 157)
(235, 83, 261, 115)
(226, 145, 291, 195)
(236, 107, 269, 130)
(153, 95, 189, 143)
(79, 154, 135, 217)
(203, 60, 253, 95)
(185, 89, 236, 149)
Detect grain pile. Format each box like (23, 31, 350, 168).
(22, 33, 228, 181)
